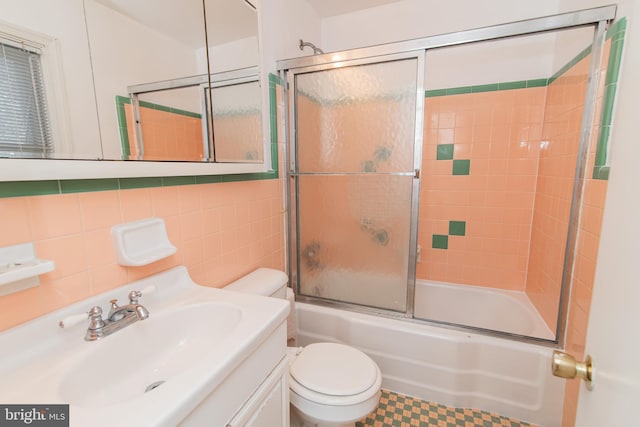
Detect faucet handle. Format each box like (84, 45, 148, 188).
(59, 312, 89, 328)
(128, 290, 142, 304)
(87, 306, 105, 330)
(128, 285, 155, 304)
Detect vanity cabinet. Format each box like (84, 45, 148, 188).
(179, 323, 289, 427)
(226, 357, 288, 426)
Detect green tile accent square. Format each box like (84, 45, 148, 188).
(436, 144, 454, 160)
(449, 220, 466, 236)
(432, 234, 448, 249)
(452, 159, 470, 175)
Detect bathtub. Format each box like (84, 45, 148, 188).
(414, 280, 555, 340)
(295, 302, 565, 427)
(301, 270, 554, 340)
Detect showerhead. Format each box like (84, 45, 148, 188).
(299, 39, 325, 55)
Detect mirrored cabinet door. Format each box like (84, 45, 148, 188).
(84, 0, 208, 161)
(204, 0, 263, 163)
(1, 0, 267, 166)
(0, 0, 102, 160)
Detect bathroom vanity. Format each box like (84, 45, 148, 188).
(0, 267, 290, 427)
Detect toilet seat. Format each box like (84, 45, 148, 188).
(288, 343, 382, 406)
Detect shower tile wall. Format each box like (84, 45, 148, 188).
(420, 87, 546, 290)
(525, 49, 593, 331)
(419, 32, 619, 335)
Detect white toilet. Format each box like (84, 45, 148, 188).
(225, 268, 382, 427)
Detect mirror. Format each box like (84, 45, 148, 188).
(0, 0, 263, 164)
(0, 0, 102, 159)
(209, 78, 263, 162)
(86, 0, 262, 162)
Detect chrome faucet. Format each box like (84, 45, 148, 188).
(85, 290, 150, 341)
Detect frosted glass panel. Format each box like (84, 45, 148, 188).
(297, 175, 413, 312)
(296, 59, 417, 173)
(212, 81, 263, 162)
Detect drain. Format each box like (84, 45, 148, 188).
(145, 380, 166, 393)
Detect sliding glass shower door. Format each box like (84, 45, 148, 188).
(288, 53, 424, 313)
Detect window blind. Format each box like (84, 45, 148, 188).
(0, 42, 53, 157)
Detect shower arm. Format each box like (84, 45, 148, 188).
(299, 39, 325, 55)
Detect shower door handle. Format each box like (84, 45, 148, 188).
(551, 350, 594, 390)
(414, 169, 421, 179)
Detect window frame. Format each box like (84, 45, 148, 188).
(0, 21, 72, 157)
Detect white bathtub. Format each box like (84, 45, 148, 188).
(414, 280, 555, 340)
(301, 270, 554, 340)
(295, 302, 565, 427)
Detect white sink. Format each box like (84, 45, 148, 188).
(59, 302, 242, 407)
(0, 266, 289, 426)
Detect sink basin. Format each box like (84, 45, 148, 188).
(59, 302, 242, 407)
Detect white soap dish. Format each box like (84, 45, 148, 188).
(111, 218, 177, 267)
(0, 242, 55, 296)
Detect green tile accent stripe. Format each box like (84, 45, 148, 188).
(436, 144, 454, 160)
(115, 95, 201, 119)
(269, 73, 283, 86)
(0, 181, 61, 198)
(424, 19, 628, 99)
(194, 175, 224, 184)
(115, 96, 131, 159)
(593, 165, 610, 180)
(432, 234, 448, 249)
(161, 176, 196, 187)
(548, 44, 592, 84)
(356, 389, 536, 427)
(525, 78, 548, 88)
(60, 179, 119, 194)
(118, 177, 163, 189)
(422, 19, 627, 182)
(425, 79, 549, 97)
(593, 17, 626, 180)
(0, 74, 283, 198)
(452, 159, 470, 175)
(449, 220, 466, 236)
(269, 73, 280, 169)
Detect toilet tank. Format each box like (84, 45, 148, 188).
(225, 268, 288, 299)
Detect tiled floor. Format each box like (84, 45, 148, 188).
(356, 390, 537, 427)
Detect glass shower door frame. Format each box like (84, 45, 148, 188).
(279, 5, 616, 344)
(285, 51, 425, 317)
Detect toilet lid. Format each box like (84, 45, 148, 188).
(290, 343, 377, 396)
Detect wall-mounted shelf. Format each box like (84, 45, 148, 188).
(111, 218, 176, 267)
(0, 243, 55, 297)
